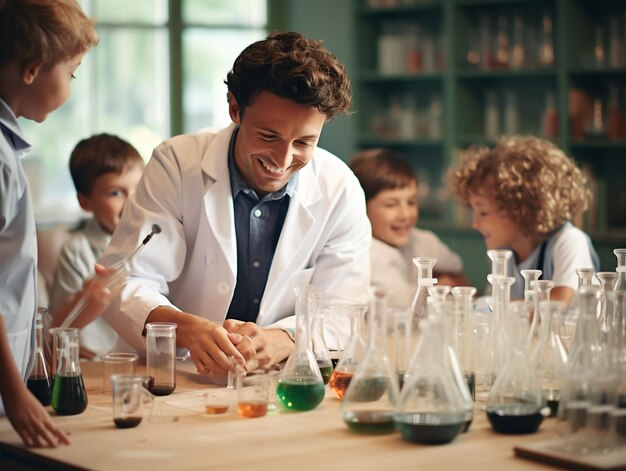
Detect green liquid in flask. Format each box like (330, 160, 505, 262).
(51, 374, 88, 415)
(318, 365, 333, 385)
(276, 380, 325, 411)
(342, 410, 396, 435)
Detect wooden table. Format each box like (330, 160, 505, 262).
(0, 361, 563, 471)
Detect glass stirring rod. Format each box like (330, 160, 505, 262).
(59, 224, 162, 330)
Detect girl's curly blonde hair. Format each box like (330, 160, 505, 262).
(448, 136, 591, 237)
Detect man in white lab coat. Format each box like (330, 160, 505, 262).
(101, 32, 371, 376)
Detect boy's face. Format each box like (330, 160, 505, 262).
(366, 181, 419, 248)
(78, 166, 143, 235)
(21, 54, 84, 123)
(469, 193, 520, 250)
(228, 91, 326, 197)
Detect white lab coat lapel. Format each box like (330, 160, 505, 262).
(199, 125, 237, 279)
(257, 160, 321, 324)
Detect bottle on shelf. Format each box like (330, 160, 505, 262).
(542, 90, 558, 140)
(607, 84, 625, 140)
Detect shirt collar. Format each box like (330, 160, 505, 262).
(0, 98, 31, 154)
(84, 217, 112, 254)
(227, 126, 297, 202)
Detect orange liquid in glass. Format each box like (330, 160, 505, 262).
(328, 370, 353, 399)
(205, 405, 229, 414)
(238, 401, 268, 418)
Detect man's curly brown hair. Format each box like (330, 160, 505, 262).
(225, 31, 352, 120)
(448, 136, 591, 237)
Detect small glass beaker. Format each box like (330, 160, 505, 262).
(203, 388, 234, 415)
(111, 374, 153, 428)
(146, 322, 177, 396)
(237, 374, 269, 418)
(102, 353, 139, 394)
(51, 328, 88, 416)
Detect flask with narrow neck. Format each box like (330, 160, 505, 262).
(528, 280, 555, 351)
(407, 257, 437, 365)
(277, 284, 325, 411)
(521, 269, 541, 346)
(615, 249, 626, 292)
(309, 291, 333, 385)
(394, 319, 467, 445)
(452, 286, 477, 401)
(340, 287, 399, 434)
(596, 272, 619, 335)
(487, 249, 512, 284)
(27, 308, 52, 406)
(328, 302, 367, 399)
(486, 301, 546, 434)
(490, 275, 516, 375)
(51, 328, 88, 415)
(530, 300, 568, 417)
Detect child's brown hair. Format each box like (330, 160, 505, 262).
(449, 135, 591, 237)
(349, 148, 417, 201)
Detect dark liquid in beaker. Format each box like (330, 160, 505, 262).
(348, 377, 388, 402)
(395, 413, 465, 444)
(318, 364, 333, 385)
(342, 410, 396, 435)
(547, 399, 559, 417)
(145, 376, 175, 396)
(27, 376, 52, 406)
(276, 380, 325, 411)
(464, 372, 476, 401)
(486, 404, 544, 434)
(51, 374, 88, 416)
(114, 417, 142, 428)
(461, 417, 473, 433)
(329, 370, 352, 399)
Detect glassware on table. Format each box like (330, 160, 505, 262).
(395, 318, 467, 445)
(340, 287, 399, 435)
(277, 284, 325, 411)
(51, 328, 88, 415)
(597, 272, 619, 334)
(27, 308, 52, 406)
(615, 249, 626, 292)
(392, 307, 411, 391)
(521, 269, 542, 346)
(473, 310, 494, 399)
(530, 300, 568, 417)
(237, 373, 269, 418)
(309, 291, 333, 385)
(203, 387, 234, 415)
(490, 275, 516, 376)
(486, 301, 546, 435)
(146, 322, 177, 396)
(328, 302, 368, 400)
(452, 286, 477, 401)
(528, 280, 555, 352)
(101, 352, 139, 395)
(111, 374, 153, 428)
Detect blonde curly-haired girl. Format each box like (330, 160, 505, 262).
(449, 136, 599, 304)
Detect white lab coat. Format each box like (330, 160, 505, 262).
(101, 124, 371, 352)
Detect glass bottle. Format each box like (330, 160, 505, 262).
(490, 275, 516, 376)
(452, 286, 477, 401)
(408, 257, 437, 357)
(340, 287, 399, 434)
(530, 300, 568, 417)
(51, 328, 88, 415)
(146, 322, 177, 396)
(27, 308, 52, 406)
(615, 249, 626, 292)
(487, 249, 512, 285)
(596, 272, 619, 335)
(486, 301, 546, 434)
(277, 284, 325, 411)
(394, 319, 466, 445)
(328, 302, 368, 399)
(528, 280, 555, 351)
(521, 269, 542, 346)
(309, 291, 333, 385)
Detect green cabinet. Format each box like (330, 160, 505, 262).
(354, 0, 626, 283)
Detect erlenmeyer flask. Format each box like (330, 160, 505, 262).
(328, 302, 367, 399)
(407, 257, 437, 373)
(521, 269, 542, 346)
(277, 284, 325, 411)
(51, 328, 88, 415)
(614, 249, 626, 292)
(309, 291, 333, 385)
(486, 301, 546, 434)
(528, 280, 555, 351)
(452, 286, 477, 401)
(569, 268, 596, 313)
(27, 308, 52, 406)
(607, 290, 626, 409)
(490, 275, 516, 376)
(394, 319, 466, 445)
(487, 249, 512, 285)
(340, 287, 399, 434)
(596, 272, 619, 335)
(530, 300, 568, 417)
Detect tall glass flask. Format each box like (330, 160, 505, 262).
(452, 286, 477, 401)
(328, 302, 367, 399)
(27, 308, 52, 406)
(596, 272, 619, 334)
(486, 302, 545, 434)
(51, 328, 88, 415)
(277, 284, 325, 411)
(490, 275, 516, 375)
(341, 287, 399, 434)
(407, 257, 437, 365)
(615, 249, 626, 292)
(521, 269, 541, 345)
(528, 280, 555, 350)
(309, 291, 333, 385)
(394, 319, 466, 445)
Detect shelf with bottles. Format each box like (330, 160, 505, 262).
(359, 0, 442, 15)
(453, 0, 556, 74)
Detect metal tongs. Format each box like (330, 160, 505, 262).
(59, 224, 162, 331)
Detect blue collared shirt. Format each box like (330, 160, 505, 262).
(226, 127, 296, 322)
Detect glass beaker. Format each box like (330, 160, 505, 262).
(452, 286, 478, 401)
(340, 287, 399, 434)
(596, 272, 619, 334)
(27, 308, 52, 406)
(111, 374, 153, 428)
(486, 301, 545, 434)
(146, 322, 177, 396)
(237, 373, 269, 418)
(530, 300, 568, 417)
(51, 328, 88, 415)
(395, 319, 467, 445)
(277, 284, 325, 411)
(328, 302, 368, 400)
(309, 291, 333, 385)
